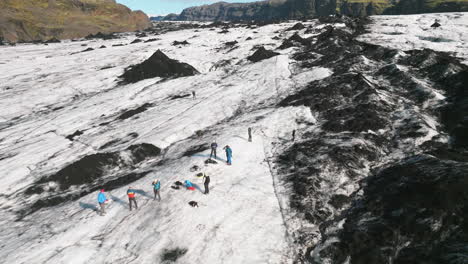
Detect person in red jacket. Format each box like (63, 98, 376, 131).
(127, 187, 138, 211)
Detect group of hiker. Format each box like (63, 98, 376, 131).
(96, 140, 235, 216)
(97, 179, 162, 215)
(95, 127, 298, 215)
(210, 142, 233, 165)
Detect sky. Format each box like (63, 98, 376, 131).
(116, 0, 263, 16)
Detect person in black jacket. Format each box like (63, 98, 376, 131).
(210, 141, 218, 159)
(203, 173, 210, 194)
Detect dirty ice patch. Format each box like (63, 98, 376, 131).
(292, 67, 333, 89)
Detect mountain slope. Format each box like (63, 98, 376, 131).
(0, 0, 150, 43)
(169, 0, 468, 21)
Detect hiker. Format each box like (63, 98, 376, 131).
(292, 129, 296, 141)
(210, 141, 218, 159)
(127, 187, 138, 211)
(152, 179, 161, 201)
(248, 127, 252, 142)
(97, 189, 108, 216)
(192, 90, 196, 99)
(223, 145, 233, 165)
(203, 173, 210, 194)
(185, 180, 195, 191)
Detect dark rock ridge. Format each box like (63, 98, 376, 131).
(130, 39, 143, 44)
(144, 38, 159, 43)
(119, 50, 199, 84)
(182, 144, 210, 157)
(326, 154, 468, 264)
(65, 130, 83, 141)
(44, 37, 61, 44)
(274, 16, 468, 263)
(286, 22, 306, 31)
(136, 32, 147, 38)
(174, 0, 320, 21)
(81, 47, 94, 52)
(99, 132, 139, 150)
(118, 103, 154, 120)
(85, 32, 118, 40)
(22, 143, 161, 217)
(431, 21, 441, 28)
(247, 46, 280, 62)
(162, 0, 468, 21)
(172, 40, 190, 46)
(150, 16, 166, 21)
(169, 94, 192, 100)
(278, 32, 310, 49)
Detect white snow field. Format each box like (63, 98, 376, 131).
(0, 12, 467, 264)
(359, 12, 468, 65)
(0, 21, 320, 264)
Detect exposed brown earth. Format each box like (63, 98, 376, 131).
(0, 0, 151, 43)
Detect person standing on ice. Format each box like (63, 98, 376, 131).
(97, 189, 108, 216)
(184, 180, 195, 190)
(210, 141, 218, 159)
(127, 187, 138, 211)
(292, 129, 296, 141)
(223, 145, 233, 165)
(192, 90, 196, 99)
(152, 179, 161, 201)
(203, 173, 210, 194)
(248, 127, 252, 142)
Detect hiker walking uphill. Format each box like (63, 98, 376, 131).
(248, 127, 252, 142)
(224, 145, 233, 165)
(203, 173, 210, 194)
(97, 189, 108, 216)
(210, 141, 218, 159)
(127, 187, 138, 211)
(152, 179, 161, 201)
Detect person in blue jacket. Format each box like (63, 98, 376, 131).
(97, 189, 108, 216)
(223, 145, 233, 165)
(184, 180, 195, 190)
(152, 179, 161, 201)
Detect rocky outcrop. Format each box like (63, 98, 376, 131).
(176, 0, 326, 21)
(167, 0, 468, 21)
(247, 46, 280, 62)
(119, 50, 199, 84)
(23, 143, 161, 217)
(0, 0, 151, 43)
(177, 1, 282, 21)
(163, 13, 180, 21)
(325, 154, 468, 264)
(276, 17, 468, 263)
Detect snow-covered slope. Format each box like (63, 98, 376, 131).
(359, 12, 468, 65)
(0, 13, 467, 264)
(0, 21, 325, 264)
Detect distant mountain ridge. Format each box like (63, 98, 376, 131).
(0, 0, 151, 43)
(164, 0, 468, 21)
